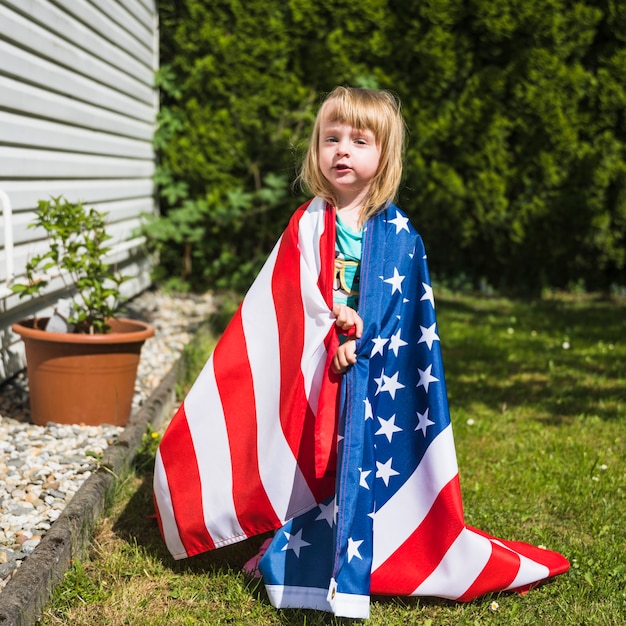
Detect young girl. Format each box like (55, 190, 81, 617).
(154, 87, 569, 619)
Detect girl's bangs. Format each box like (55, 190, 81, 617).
(322, 94, 387, 138)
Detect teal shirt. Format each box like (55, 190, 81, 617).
(334, 214, 362, 310)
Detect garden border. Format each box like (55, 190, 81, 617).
(0, 365, 179, 626)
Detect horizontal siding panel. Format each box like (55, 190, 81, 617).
(0, 197, 155, 247)
(0, 42, 154, 122)
(0, 77, 153, 141)
(89, 0, 153, 44)
(0, 254, 152, 329)
(52, 0, 153, 66)
(0, 0, 158, 383)
(0, 148, 155, 179)
(118, 0, 155, 32)
(96, 197, 157, 225)
(2, 227, 148, 283)
(2, 218, 150, 280)
(0, 179, 155, 211)
(1, 0, 153, 84)
(0, 5, 153, 103)
(0, 111, 154, 159)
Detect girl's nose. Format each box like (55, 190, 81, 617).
(336, 139, 350, 156)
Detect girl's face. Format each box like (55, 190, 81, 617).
(318, 116, 381, 209)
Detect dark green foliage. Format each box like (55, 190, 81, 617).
(150, 0, 626, 293)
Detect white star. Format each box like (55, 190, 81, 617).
(389, 329, 408, 356)
(315, 500, 335, 527)
(379, 371, 405, 399)
(281, 529, 311, 557)
(383, 267, 405, 294)
(371, 335, 389, 357)
(418, 323, 440, 350)
(389, 210, 410, 234)
(376, 458, 400, 486)
(420, 283, 434, 307)
(347, 537, 364, 562)
(359, 467, 372, 489)
(363, 397, 373, 420)
(417, 364, 439, 393)
(375, 414, 403, 442)
(415, 408, 435, 436)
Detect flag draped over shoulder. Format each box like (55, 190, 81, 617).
(154, 198, 569, 619)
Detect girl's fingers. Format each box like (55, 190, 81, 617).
(331, 303, 363, 337)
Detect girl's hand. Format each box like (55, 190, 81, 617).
(331, 338, 357, 374)
(331, 303, 363, 338)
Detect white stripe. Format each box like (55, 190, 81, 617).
(264, 583, 370, 619)
(184, 356, 245, 543)
(153, 449, 187, 559)
(412, 527, 492, 599)
(265, 584, 333, 613)
(372, 424, 459, 570)
(298, 199, 335, 413)
(503, 548, 550, 590)
(242, 236, 317, 521)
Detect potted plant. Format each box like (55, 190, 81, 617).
(11, 196, 154, 427)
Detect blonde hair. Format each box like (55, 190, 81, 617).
(299, 86, 405, 226)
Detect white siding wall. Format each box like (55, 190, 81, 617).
(0, 0, 158, 381)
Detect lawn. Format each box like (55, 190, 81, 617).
(38, 291, 625, 625)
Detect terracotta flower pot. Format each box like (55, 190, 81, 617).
(12, 317, 155, 427)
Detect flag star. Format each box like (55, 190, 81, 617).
(364, 398, 373, 420)
(417, 364, 439, 393)
(420, 283, 434, 308)
(383, 267, 405, 294)
(380, 371, 405, 399)
(375, 414, 403, 443)
(315, 500, 335, 527)
(281, 529, 311, 557)
(371, 335, 389, 357)
(359, 467, 372, 489)
(376, 458, 400, 486)
(389, 329, 408, 356)
(389, 210, 410, 234)
(415, 408, 435, 436)
(418, 323, 440, 350)
(347, 537, 364, 562)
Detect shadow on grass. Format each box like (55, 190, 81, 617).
(437, 294, 625, 424)
(112, 459, 463, 624)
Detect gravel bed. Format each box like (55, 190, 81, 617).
(0, 288, 216, 590)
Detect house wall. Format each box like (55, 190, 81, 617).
(0, 0, 158, 381)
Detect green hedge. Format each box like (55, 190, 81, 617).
(148, 0, 626, 293)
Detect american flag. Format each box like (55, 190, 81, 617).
(154, 198, 569, 619)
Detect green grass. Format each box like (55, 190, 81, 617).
(38, 291, 626, 625)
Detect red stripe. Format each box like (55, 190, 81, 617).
(314, 204, 342, 479)
(213, 307, 281, 535)
(158, 404, 216, 556)
(371, 475, 465, 595)
(272, 212, 311, 467)
(456, 538, 520, 601)
(272, 205, 337, 499)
